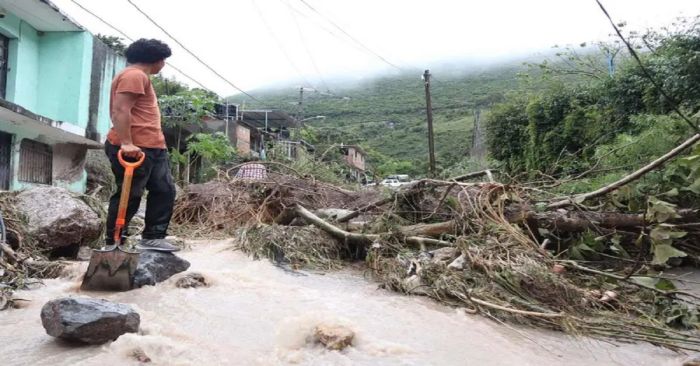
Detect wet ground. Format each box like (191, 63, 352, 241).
(0, 240, 692, 365)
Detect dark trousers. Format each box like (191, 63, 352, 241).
(105, 142, 176, 245)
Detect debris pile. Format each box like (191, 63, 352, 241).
(172, 167, 700, 351)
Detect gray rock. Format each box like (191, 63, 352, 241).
(447, 253, 467, 270)
(133, 251, 191, 288)
(41, 297, 139, 344)
(16, 187, 102, 249)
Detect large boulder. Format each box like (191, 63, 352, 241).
(133, 251, 190, 288)
(41, 297, 139, 344)
(16, 186, 102, 250)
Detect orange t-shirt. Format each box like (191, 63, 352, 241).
(106, 67, 166, 149)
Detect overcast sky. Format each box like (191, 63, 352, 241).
(53, 0, 698, 97)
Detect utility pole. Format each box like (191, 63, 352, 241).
(297, 87, 305, 123)
(423, 69, 436, 176)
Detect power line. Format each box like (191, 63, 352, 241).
(69, 0, 216, 93)
(595, 0, 698, 133)
(125, 0, 261, 101)
(282, 0, 332, 93)
(250, 0, 314, 89)
(296, 0, 403, 71)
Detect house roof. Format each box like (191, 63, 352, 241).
(238, 110, 299, 129)
(0, 0, 84, 32)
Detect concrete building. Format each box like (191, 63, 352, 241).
(0, 0, 125, 192)
(233, 110, 310, 159)
(339, 144, 367, 182)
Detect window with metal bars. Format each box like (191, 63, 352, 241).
(18, 139, 52, 185)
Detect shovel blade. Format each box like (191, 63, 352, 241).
(80, 248, 139, 292)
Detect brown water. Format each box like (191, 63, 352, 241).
(0, 240, 689, 365)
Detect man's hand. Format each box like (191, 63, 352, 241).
(121, 143, 143, 159)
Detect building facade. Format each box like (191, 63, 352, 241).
(339, 144, 367, 182)
(0, 0, 125, 192)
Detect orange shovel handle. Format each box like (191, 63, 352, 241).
(113, 150, 145, 244)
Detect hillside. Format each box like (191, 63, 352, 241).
(230, 62, 539, 177)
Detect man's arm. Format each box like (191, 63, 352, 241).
(111, 92, 142, 158)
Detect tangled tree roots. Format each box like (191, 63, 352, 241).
(234, 225, 358, 270)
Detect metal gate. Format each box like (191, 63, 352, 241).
(0, 132, 11, 190)
(18, 139, 52, 185)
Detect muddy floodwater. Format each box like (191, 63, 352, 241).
(0, 240, 691, 365)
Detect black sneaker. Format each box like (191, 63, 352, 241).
(136, 239, 180, 252)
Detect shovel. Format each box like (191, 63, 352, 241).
(81, 150, 145, 291)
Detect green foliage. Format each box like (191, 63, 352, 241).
(230, 64, 535, 177)
(152, 75, 188, 96)
(486, 17, 700, 179)
(160, 89, 218, 129)
(186, 132, 236, 162)
(96, 34, 127, 55)
(185, 133, 237, 182)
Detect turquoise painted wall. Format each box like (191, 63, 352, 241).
(36, 32, 93, 128)
(0, 14, 40, 110)
(0, 8, 125, 194)
(0, 13, 94, 130)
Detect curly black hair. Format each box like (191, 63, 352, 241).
(124, 38, 172, 64)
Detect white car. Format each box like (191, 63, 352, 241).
(380, 178, 402, 188)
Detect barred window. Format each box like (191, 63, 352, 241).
(18, 139, 52, 185)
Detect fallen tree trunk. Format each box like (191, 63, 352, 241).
(398, 220, 456, 237)
(336, 196, 395, 223)
(548, 133, 700, 209)
(294, 204, 453, 249)
(337, 207, 697, 241)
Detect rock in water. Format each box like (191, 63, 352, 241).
(16, 187, 102, 250)
(41, 297, 139, 344)
(313, 324, 354, 350)
(133, 251, 190, 288)
(175, 272, 209, 288)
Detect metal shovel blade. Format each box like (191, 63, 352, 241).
(80, 247, 140, 292)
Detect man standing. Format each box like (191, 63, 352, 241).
(105, 38, 179, 252)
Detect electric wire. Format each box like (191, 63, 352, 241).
(282, 0, 332, 93)
(296, 0, 403, 71)
(250, 0, 314, 89)
(69, 0, 216, 94)
(125, 0, 261, 101)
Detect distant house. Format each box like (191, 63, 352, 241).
(233, 109, 313, 159)
(339, 144, 367, 182)
(0, 0, 125, 192)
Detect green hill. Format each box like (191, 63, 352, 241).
(230, 62, 539, 177)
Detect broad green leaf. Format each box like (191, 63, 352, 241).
(655, 278, 677, 291)
(652, 244, 687, 265)
(662, 188, 679, 197)
(630, 276, 659, 288)
(609, 236, 631, 259)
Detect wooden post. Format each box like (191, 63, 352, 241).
(423, 69, 436, 176)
